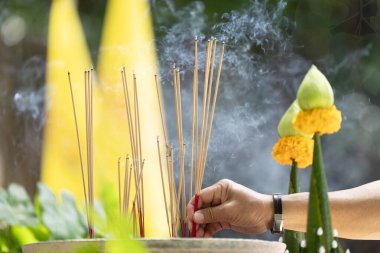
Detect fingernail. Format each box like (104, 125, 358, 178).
(194, 212, 204, 223)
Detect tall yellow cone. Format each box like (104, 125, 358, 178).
(41, 0, 94, 203)
(97, 0, 168, 237)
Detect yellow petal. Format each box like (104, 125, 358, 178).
(272, 136, 314, 169)
(293, 106, 342, 135)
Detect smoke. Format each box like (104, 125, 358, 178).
(153, 1, 380, 241)
(154, 0, 307, 196)
(0, 54, 45, 189)
(13, 56, 46, 132)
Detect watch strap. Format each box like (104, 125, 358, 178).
(271, 193, 283, 234)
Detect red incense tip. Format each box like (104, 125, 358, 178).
(192, 194, 200, 237)
(89, 226, 94, 239)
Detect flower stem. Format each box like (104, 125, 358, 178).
(289, 160, 300, 194)
(284, 160, 304, 253)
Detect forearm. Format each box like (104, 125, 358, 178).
(282, 180, 380, 240)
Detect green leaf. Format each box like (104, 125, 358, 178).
(10, 226, 38, 246)
(28, 224, 50, 241)
(74, 245, 102, 253)
(106, 239, 148, 253)
(0, 227, 22, 253)
(0, 184, 38, 227)
(99, 182, 147, 253)
(306, 134, 333, 252)
(36, 183, 87, 240)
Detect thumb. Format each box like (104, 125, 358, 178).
(193, 203, 230, 224)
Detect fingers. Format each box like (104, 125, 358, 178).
(187, 183, 221, 227)
(194, 222, 232, 238)
(198, 179, 230, 207)
(194, 203, 230, 224)
(187, 179, 232, 232)
(204, 222, 231, 237)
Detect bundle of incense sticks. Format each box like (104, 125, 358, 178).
(119, 67, 146, 238)
(68, 38, 224, 239)
(68, 68, 147, 238)
(155, 37, 225, 237)
(68, 70, 95, 238)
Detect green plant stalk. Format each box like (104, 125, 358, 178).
(306, 134, 333, 253)
(284, 160, 304, 253)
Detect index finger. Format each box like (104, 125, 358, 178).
(188, 180, 226, 212)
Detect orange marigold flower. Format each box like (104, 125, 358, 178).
(292, 105, 342, 135)
(272, 136, 314, 169)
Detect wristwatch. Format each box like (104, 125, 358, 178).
(271, 193, 283, 234)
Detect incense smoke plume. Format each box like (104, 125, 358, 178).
(155, 0, 305, 197)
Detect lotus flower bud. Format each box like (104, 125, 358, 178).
(297, 65, 334, 110)
(278, 101, 312, 138)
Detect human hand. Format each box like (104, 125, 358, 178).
(187, 179, 274, 237)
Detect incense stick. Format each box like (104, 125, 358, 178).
(176, 69, 186, 234)
(201, 39, 217, 164)
(201, 42, 225, 183)
(123, 155, 129, 216)
(67, 71, 90, 234)
(126, 163, 133, 217)
(196, 40, 212, 193)
(121, 68, 137, 178)
(157, 137, 171, 236)
(155, 75, 168, 146)
(84, 69, 95, 238)
(118, 157, 122, 215)
(134, 74, 144, 233)
(166, 150, 174, 237)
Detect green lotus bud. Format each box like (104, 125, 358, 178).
(278, 101, 312, 138)
(297, 65, 334, 110)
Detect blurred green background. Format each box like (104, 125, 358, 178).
(1, 0, 380, 252)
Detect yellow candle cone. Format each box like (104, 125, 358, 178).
(97, 0, 169, 237)
(41, 0, 95, 204)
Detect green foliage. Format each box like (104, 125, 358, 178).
(306, 134, 333, 252)
(0, 184, 39, 227)
(98, 182, 148, 253)
(0, 182, 147, 253)
(35, 183, 88, 240)
(74, 245, 102, 253)
(0, 183, 90, 252)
